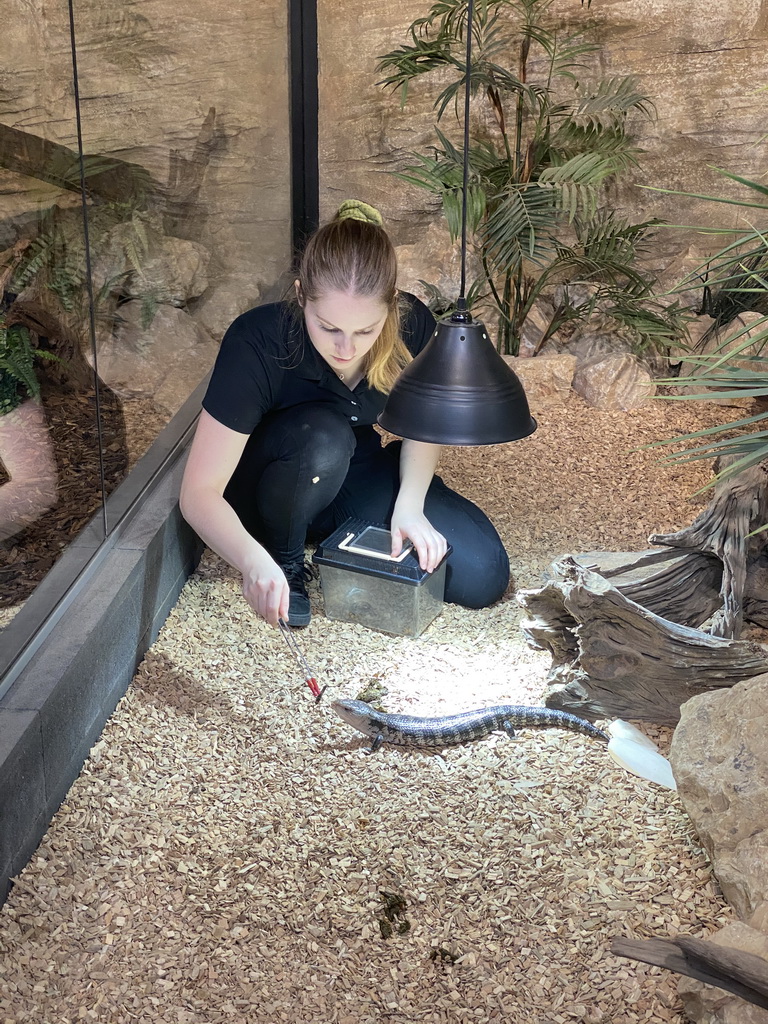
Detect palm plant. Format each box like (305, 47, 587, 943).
(377, 0, 687, 354)
(644, 171, 768, 487)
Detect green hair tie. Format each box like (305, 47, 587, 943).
(336, 199, 384, 227)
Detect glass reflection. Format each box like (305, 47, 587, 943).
(1, 3, 110, 623)
(1, 0, 291, 632)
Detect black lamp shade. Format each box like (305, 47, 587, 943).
(378, 313, 537, 445)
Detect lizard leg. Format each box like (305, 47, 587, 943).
(502, 720, 517, 739)
(368, 733, 384, 753)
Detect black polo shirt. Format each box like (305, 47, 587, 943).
(202, 293, 436, 434)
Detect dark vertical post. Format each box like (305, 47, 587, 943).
(289, 0, 320, 257)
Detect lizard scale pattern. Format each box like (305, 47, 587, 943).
(333, 699, 608, 752)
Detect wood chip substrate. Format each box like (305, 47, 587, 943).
(0, 395, 744, 1023)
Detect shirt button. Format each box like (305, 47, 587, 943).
(351, 401, 358, 406)
(351, 416, 358, 422)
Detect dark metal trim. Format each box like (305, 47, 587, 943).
(289, 0, 319, 257)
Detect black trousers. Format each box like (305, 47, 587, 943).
(224, 404, 510, 608)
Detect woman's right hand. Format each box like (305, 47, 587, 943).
(180, 411, 291, 628)
(242, 554, 290, 627)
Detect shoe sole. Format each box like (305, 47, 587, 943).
(287, 610, 311, 628)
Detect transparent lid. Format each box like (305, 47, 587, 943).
(312, 518, 450, 585)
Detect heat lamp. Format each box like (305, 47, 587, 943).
(378, 0, 537, 446)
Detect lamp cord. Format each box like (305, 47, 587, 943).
(457, 0, 474, 315)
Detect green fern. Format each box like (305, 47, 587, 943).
(3, 196, 160, 345)
(0, 324, 62, 415)
(140, 290, 160, 332)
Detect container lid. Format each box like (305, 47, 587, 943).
(312, 518, 451, 586)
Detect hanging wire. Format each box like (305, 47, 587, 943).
(457, 0, 475, 312)
(67, 0, 109, 534)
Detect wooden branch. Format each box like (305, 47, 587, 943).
(677, 936, 768, 999)
(519, 558, 768, 722)
(612, 936, 768, 1010)
(0, 123, 158, 204)
(650, 457, 768, 639)
(745, 560, 768, 628)
(519, 459, 768, 720)
(564, 549, 724, 629)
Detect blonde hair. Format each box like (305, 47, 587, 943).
(297, 202, 412, 393)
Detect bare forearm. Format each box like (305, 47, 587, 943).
(179, 411, 289, 625)
(180, 486, 271, 575)
(395, 440, 441, 512)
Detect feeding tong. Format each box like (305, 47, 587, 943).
(277, 618, 327, 702)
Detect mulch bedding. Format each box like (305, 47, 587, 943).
(0, 392, 749, 1024)
(0, 380, 167, 614)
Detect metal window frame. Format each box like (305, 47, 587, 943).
(289, 0, 320, 253)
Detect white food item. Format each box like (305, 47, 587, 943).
(607, 720, 677, 790)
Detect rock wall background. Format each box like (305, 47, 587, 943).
(317, 0, 768, 298)
(2, 0, 293, 425)
(5, 0, 766, 327)
(2, 0, 292, 314)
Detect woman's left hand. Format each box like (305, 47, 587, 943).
(390, 508, 447, 573)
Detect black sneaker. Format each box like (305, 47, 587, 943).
(281, 561, 315, 627)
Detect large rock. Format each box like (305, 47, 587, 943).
(517, 298, 558, 358)
(677, 912, 768, 1024)
(190, 277, 263, 340)
(541, 317, 669, 375)
(92, 216, 211, 307)
(669, 674, 768, 921)
(91, 303, 219, 417)
(503, 354, 575, 410)
(572, 352, 656, 411)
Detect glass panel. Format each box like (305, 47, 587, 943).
(1, 0, 107, 628)
(72, 0, 293, 536)
(1, 0, 291, 634)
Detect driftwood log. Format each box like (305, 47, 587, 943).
(518, 458, 768, 722)
(612, 935, 768, 1011)
(649, 458, 768, 639)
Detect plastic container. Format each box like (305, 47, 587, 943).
(312, 518, 451, 637)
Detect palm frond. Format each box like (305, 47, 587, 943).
(570, 76, 655, 129)
(690, 315, 768, 365)
(715, 168, 768, 199)
(602, 296, 688, 352)
(539, 150, 621, 184)
(645, 407, 768, 445)
(543, 34, 598, 78)
(395, 143, 488, 241)
(575, 211, 662, 264)
(640, 184, 768, 215)
(547, 123, 643, 175)
(417, 275, 487, 317)
(538, 152, 625, 221)
(376, 34, 457, 105)
(483, 184, 558, 272)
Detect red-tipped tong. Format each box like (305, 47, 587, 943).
(277, 618, 327, 702)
